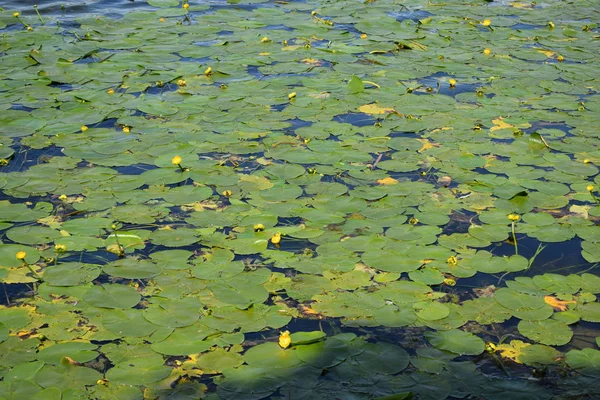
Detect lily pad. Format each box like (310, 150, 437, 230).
(425, 329, 485, 355)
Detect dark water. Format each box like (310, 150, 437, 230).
(3, 0, 155, 18)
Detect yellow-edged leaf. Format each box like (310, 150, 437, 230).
(358, 103, 397, 115)
(376, 177, 399, 185)
(416, 138, 439, 152)
(495, 340, 530, 363)
(544, 295, 576, 311)
(489, 117, 514, 132)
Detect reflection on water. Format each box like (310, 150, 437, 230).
(2, 0, 147, 19)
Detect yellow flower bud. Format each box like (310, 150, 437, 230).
(278, 330, 291, 348)
(485, 342, 497, 353)
(508, 214, 520, 222)
(16, 251, 27, 260)
(171, 156, 182, 165)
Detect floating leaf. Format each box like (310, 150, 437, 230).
(425, 329, 485, 355)
(348, 75, 364, 94)
(358, 104, 398, 115)
(83, 284, 141, 309)
(518, 319, 573, 346)
(544, 295, 576, 311)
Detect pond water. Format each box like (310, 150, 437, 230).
(0, 1, 599, 399)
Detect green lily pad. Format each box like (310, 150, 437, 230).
(42, 262, 101, 286)
(37, 342, 98, 364)
(518, 319, 573, 346)
(425, 329, 485, 356)
(143, 297, 201, 328)
(565, 348, 600, 375)
(413, 301, 450, 321)
(83, 284, 141, 309)
(353, 342, 410, 374)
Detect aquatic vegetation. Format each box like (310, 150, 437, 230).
(0, 0, 599, 398)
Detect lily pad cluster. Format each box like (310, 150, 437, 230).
(0, 0, 599, 398)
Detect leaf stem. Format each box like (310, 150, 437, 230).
(511, 221, 518, 256)
(33, 4, 44, 25)
(23, 262, 43, 281)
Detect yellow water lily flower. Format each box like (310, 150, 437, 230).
(271, 232, 282, 244)
(279, 330, 291, 348)
(443, 277, 456, 286)
(254, 224, 265, 232)
(16, 251, 27, 260)
(446, 256, 458, 266)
